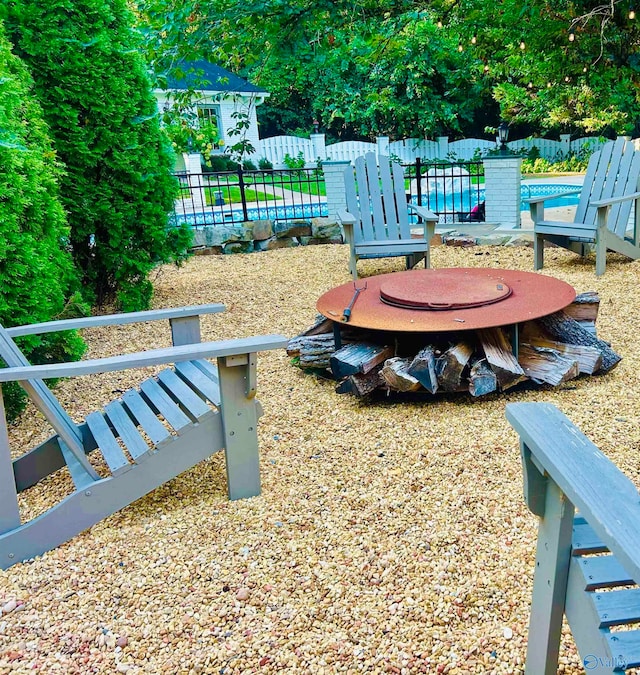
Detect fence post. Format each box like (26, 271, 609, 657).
(185, 153, 205, 211)
(560, 134, 571, 158)
(377, 136, 390, 158)
(322, 160, 351, 222)
(483, 156, 522, 228)
(237, 166, 249, 222)
(311, 133, 327, 162)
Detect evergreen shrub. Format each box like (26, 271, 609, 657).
(0, 24, 86, 420)
(5, 0, 192, 311)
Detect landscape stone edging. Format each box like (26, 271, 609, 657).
(189, 218, 533, 256)
(190, 217, 343, 255)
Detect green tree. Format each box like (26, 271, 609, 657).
(136, 0, 640, 139)
(137, 1, 492, 140)
(0, 22, 86, 420)
(440, 0, 640, 135)
(4, 0, 192, 311)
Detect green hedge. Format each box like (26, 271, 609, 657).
(5, 0, 192, 311)
(0, 24, 86, 420)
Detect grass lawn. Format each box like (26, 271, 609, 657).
(178, 185, 282, 205)
(206, 185, 282, 206)
(284, 179, 326, 196)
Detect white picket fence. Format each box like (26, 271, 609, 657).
(257, 133, 609, 168)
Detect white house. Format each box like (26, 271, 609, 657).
(153, 60, 269, 167)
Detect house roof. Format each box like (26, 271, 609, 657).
(165, 61, 267, 94)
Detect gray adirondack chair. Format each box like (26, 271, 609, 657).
(507, 402, 640, 673)
(0, 305, 286, 569)
(528, 137, 640, 275)
(337, 153, 439, 279)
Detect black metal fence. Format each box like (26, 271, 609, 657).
(172, 159, 484, 228)
(406, 159, 485, 224)
(172, 166, 327, 228)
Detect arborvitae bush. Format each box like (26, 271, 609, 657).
(5, 0, 192, 311)
(0, 24, 86, 420)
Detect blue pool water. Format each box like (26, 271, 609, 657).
(419, 183, 581, 215)
(520, 183, 581, 209)
(173, 183, 581, 227)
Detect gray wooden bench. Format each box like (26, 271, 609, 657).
(506, 402, 640, 673)
(0, 305, 286, 569)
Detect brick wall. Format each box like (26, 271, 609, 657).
(483, 157, 523, 228)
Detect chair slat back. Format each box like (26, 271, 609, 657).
(576, 138, 640, 239)
(363, 153, 386, 240)
(343, 160, 362, 236)
(352, 155, 374, 242)
(378, 155, 400, 240)
(0, 326, 84, 454)
(392, 161, 412, 239)
(610, 148, 640, 238)
(575, 141, 614, 225)
(345, 153, 411, 243)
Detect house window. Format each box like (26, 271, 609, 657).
(197, 105, 221, 134)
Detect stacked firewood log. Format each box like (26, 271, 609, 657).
(286, 292, 621, 397)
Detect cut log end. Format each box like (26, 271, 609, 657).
(381, 358, 422, 392)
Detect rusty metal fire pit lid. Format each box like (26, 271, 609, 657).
(380, 271, 511, 310)
(316, 268, 577, 332)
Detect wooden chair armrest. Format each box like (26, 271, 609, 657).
(506, 401, 640, 582)
(5, 304, 226, 338)
(408, 203, 439, 223)
(336, 209, 357, 226)
(590, 191, 640, 208)
(523, 188, 582, 205)
(0, 335, 288, 381)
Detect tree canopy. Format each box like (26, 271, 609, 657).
(136, 0, 640, 140)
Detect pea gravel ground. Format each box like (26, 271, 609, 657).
(1, 241, 639, 674)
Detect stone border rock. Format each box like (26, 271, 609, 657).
(190, 217, 343, 255)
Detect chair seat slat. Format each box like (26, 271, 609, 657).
(121, 390, 171, 446)
(103, 400, 151, 461)
(576, 554, 636, 591)
(175, 361, 221, 405)
(605, 630, 640, 669)
(192, 358, 220, 384)
(85, 412, 130, 476)
(139, 378, 191, 432)
(573, 521, 608, 555)
(156, 368, 212, 420)
(594, 588, 640, 628)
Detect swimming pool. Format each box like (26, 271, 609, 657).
(521, 183, 581, 209)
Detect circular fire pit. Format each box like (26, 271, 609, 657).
(286, 267, 619, 398)
(317, 268, 576, 332)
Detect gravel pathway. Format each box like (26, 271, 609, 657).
(1, 242, 639, 674)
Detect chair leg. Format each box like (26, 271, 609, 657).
(0, 392, 20, 535)
(534, 234, 544, 270)
(425, 222, 435, 269)
(524, 479, 574, 675)
(595, 228, 607, 276)
(217, 355, 261, 500)
(349, 254, 358, 280)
